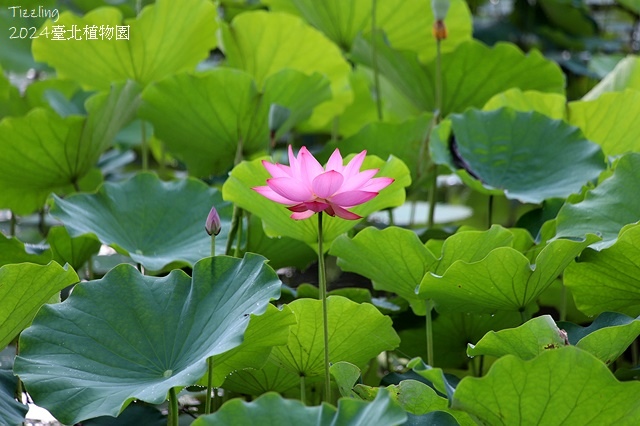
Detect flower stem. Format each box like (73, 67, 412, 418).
(210, 234, 216, 257)
(140, 120, 148, 172)
(204, 358, 214, 414)
(371, 0, 383, 121)
(425, 300, 435, 367)
(317, 212, 331, 402)
(300, 374, 306, 404)
(9, 211, 16, 237)
(168, 387, 179, 426)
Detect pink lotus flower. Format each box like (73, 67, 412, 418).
(253, 146, 394, 220)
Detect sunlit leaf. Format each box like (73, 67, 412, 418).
(14, 254, 281, 424)
(583, 55, 640, 100)
(140, 68, 330, 176)
(331, 226, 437, 315)
(483, 88, 566, 120)
(199, 304, 297, 387)
(568, 89, 640, 157)
(419, 231, 599, 314)
(270, 296, 400, 378)
(220, 11, 352, 128)
(263, 0, 472, 64)
(467, 315, 568, 360)
(431, 108, 605, 203)
(0, 262, 78, 350)
(453, 347, 640, 425)
(51, 173, 232, 271)
(32, 0, 217, 90)
(565, 223, 640, 317)
(0, 82, 139, 214)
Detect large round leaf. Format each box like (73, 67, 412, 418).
(565, 223, 640, 317)
(483, 88, 566, 120)
(431, 108, 606, 203)
(269, 296, 400, 378)
(222, 154, 410, 251)
(51, 173, 232, 271)
(352, 38, 565, 117)
(583, 55, 640, 101)
(555, 153, 640, 250)
(140, 68, 331, 176)
(453, 347, 640, 425)
(0, 82, 139, 214)
(13, 254, 282, 424)
(220, 11, 352, 128)
(194, 388, 406, 426)
(263, 0, 472, 63)
(0, 262, 78, 350)
(568, 89, 640, 157)
(421, 238, 598, 314)
(32, 0, 217, 90)
(331, 226, 438, 315)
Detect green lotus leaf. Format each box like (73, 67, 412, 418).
(47, 226, 102, 271)
(559, 312, 640, 365)
(32, 0, 217, 90)
(565, 223, 640, 317)
(270, 296, 400, 378)
(223, 155, 410, 251)
(555, 153, 640, 250)
(0, 81, 139, 214)
(352, 37, 565, 117)
(199, 304, 297, 388)
(330, 361, 362, 398)
(538, 0, 597, 37)
(263, 0, 472, 63)
(220, 11, 352, 129)
(483, 88, 566, 120)
(467, 315, 567, 360)
(583, 55, 640, 100)
(431, 108, 606, 203)
(568, 89, 640, 157)
(0, 233, 50, 267)
(331, 226, 438, 315)
(14, 254, 282, 424)
(333, 226, 530, 315)
(245, 215, 317, 271)
(452, 347, 640, 425)
(140, 68, 330, 176)
(0, 262, 78, 350)
(617, 0, 640, 13)
(51, 173, 232, 271)
(399, 311, 523, 369)
(194, 388, 406, 426)
(220, 359, 301, 395)
(0, 0, 55, 72)
(419, 233, 599, 314)
(355, 380, 448, 415)
(0, 370, 27, 426)
(322, 114, 432, 181)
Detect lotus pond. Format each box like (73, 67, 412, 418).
(1, 0, 640, 425)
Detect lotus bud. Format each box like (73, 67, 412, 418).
(431, 0, 450, 21)
(205, 205, 221, 236)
